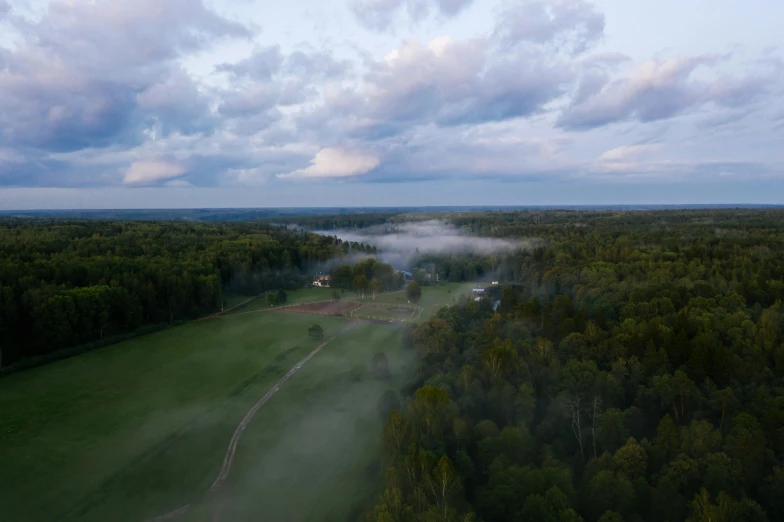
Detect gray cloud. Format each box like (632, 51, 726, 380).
(558, 55, 780, 130)
(303, 36, 573, 143)
(350, 0, 474, 31)
(214, 46, 352, 136)
(0, 0, 10, 17)
(216, 46, 284, 81)
(216, 46, 350, 81)
(0, 0, 250, 160)
(493, 0, 605, 54)
(0, 0, 781, 193)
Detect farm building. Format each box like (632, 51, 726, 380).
(312, 275, 330, 287)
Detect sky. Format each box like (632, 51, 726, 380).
(0, 0, 782, 209)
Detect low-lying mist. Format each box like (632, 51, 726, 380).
(315, 220, 525, 269)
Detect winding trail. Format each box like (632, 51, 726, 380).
(142, 321, 358, 522)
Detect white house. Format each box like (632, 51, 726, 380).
(312, 275, 330, 287)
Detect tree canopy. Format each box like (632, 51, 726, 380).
(0, 219, 358, 368)
(368, 209, 784, 522)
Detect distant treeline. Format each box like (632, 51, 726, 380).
(277, 213, 403, 230)
(368, 209, 784, 522)
(0, 219, 361, 368)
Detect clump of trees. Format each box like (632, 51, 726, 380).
(370, 352, 391, 380)
(330, 258, 404, 297)
(0, 219, 359, 368)
(265, 289, 288, 307)
(407, 281, 422, 304)
(308, 324, 324, 342)
(368, 209, 784, 522)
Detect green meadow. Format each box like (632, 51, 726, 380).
(0, 283, 466, 522)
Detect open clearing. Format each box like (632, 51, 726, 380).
(279, 300, 361, 316)
(0, 282, 474, 522)
(369, 282, 479, 320)
(0, 312, 347, 522)
(222, 287, 336, 315)
(181, 323, 415, 522)
(348, 302, 420, 322)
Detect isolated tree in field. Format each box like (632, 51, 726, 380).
(266, 291, 277, 307)
(308, 324, 324, 341)
(407, 281, 422, 304)
(276, 289, 287, 304)
(371, 352, 391, 380)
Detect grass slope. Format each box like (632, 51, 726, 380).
(183, 323, 416, 522)
(0, 283, 470, 522)
(369, 282, 478, 320)
(222, 287, 335, 315)
(0, 312, 346, 522)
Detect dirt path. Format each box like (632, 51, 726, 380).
(196, 296, 260, 321)
(142, 321, 357, 522)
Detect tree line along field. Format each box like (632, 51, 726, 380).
(0, 219, 377, 369)
(0, 283, 468, 522)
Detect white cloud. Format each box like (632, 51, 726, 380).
(124, 159, 187, 185)
(598, 144, 660, 162)
(278, 148, 380, 179)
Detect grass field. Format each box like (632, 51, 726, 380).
(222, 294, 254, 309)
(368, 282, 478, 320)
(223, 287, 336, 315)
(0, 312, 347, 522)
(182, 323, 415, 522)
(348, 302, 419, 321)
(0, 282, 471, 522)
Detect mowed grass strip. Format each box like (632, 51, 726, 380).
(222, 287, 336, 315)
(0, 313, 347, 522)
(366, 282, 479, 320)
(183, 323, 416, 522)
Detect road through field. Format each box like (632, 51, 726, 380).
(143, 321, 358, 522)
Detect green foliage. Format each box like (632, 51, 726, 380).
(0, 219, 359, 367)
(308, 324, 324, 341)
(407, 281, 422, 304)
(330, 258, 403, 294)
(366, 209, 784, 522)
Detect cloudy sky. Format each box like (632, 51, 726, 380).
(0, 0, 782, 208)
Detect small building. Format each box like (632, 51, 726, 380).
(472, 287, 485, 294)
(397, 270, 414, 282)
(491, 281, 499, 285)
(312, 275, 330, 287)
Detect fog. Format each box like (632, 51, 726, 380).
(315, 220, 525, 269)
(207, 323, 414, 521)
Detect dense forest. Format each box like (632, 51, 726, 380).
(369, 209, 784, 522)
(279, 213, 404, 231)
(0, 219, 368, 368)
